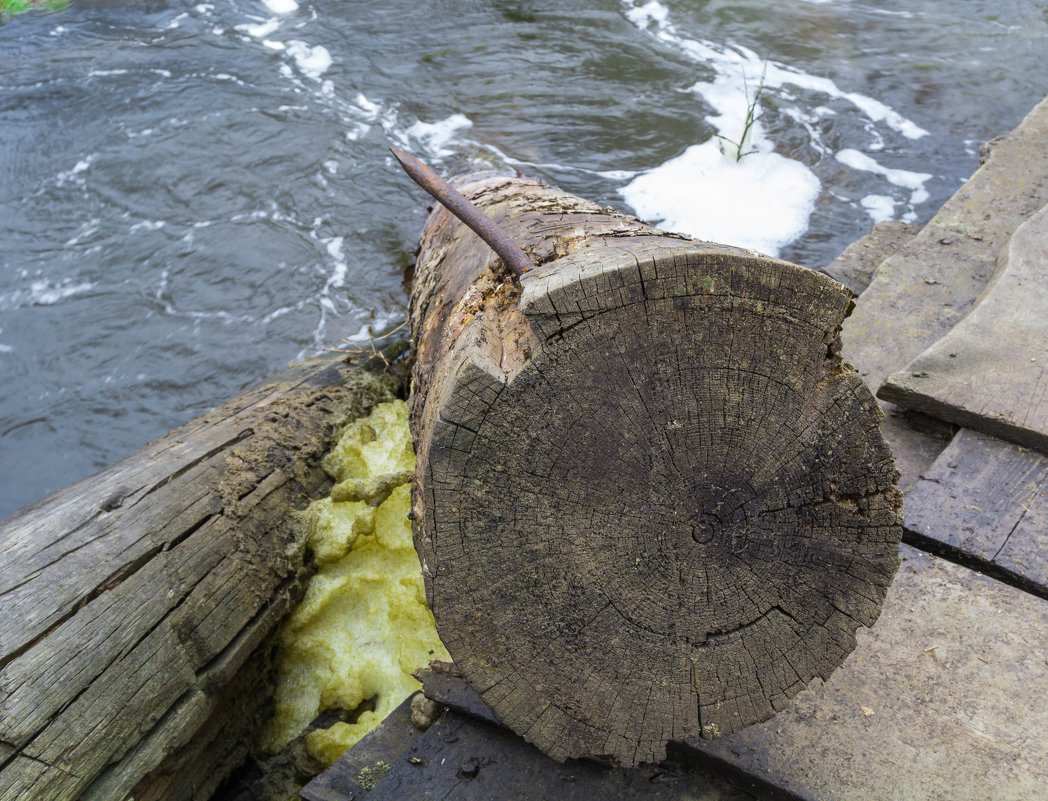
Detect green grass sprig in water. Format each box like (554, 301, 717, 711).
(715, 64, 768, 162)
(1, 0, 69, 20)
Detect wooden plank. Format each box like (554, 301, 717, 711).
(684, 544, 1048, 800)
(842, 95, 1048, 396)
(416, 545, 1048, 801)
(881, 204, 1048, 451)
(300, 696, 423, 801)
(902, 427, 1048, 598)
(341, 709, 759, 801)
(821, 220, 918, 296)
(837, 96, 1048, 491)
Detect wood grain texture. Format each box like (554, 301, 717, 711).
(903, 427, 1048, 597)
(0, 351, 401, 801)
(300, 696, 424, 801)
(880, 204, 1048, 451)
(408, 175, 901, 766)
(836, 98, 1048, 495)
(414, 545, 1048, 801)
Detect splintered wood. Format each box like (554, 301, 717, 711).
(407, 175, 901, 766)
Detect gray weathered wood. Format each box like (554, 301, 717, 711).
(414, 662, 502, 729)
(0, 350, 401, 801)
(822, 220, 919, 296)
(300, 695, 424, 801)
(902, 427, 1048, 597)
(880, 203, 1048, 452)
(415, 545, 1048, 801)
(408, 174, 901, 765)
(838, 96, 1048, 492)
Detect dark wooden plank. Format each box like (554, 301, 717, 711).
(881, 204, 1048, 452)
(902, 427, 1048, 598)
(300, 696, 423, 801)
(349, 710, 758, 801)
(415, 662, 502, 728)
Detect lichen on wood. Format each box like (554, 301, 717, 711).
(258, 400, 449, 767)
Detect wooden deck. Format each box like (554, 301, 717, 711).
(304, 96, 1048, 801)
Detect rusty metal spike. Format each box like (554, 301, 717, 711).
(389, 146, 534, 278)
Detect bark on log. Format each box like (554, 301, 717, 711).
(407, 174, 902, 766)
(0, 349, 403, 801)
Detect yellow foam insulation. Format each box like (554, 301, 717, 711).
(259, 400, 449, 765)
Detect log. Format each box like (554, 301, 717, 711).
(0, 348, 403, 801)
(407, 174, 902, 766)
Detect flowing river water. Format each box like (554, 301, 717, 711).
(1, 0, 1046, 518)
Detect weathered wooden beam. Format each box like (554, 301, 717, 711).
(880, 203, 1048, 452)
(821, 220, 919, 296)
(313, 705, 759, 801)
(0, 348, 404, 801)
(407, 172, 901, 765)
(902, 427, 1048, 599)
(839, 95, 1048, 493)
(842, 95, 1048, 396)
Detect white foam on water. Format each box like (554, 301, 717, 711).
(325, 236, 344, 263)
(165, 12, 189, 29)
(836, 148, 931, 219)
(860, 194, 896, 222)
(355, 93, 381, 116)
(54, 155, 96, 187)
(0, 281, 95, 311)
(400, 114, 474, 160)
(129, 220, 167, 233)
(339, 309, 404, 346)
(262, 39, 286, 51)
(622, 140, 821, 256)
(64, 218, 102, 247)
(263, 0, 298, 14)
(619, 0, 932, 249)
(597, 169, 639, 181)
(237, 18, 280, 38)
(32, 281, 94, 305)
(88, 69, 130, 77)
(286, 41, 332, 80)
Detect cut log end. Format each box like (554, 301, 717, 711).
(409, 176, 902, 766)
